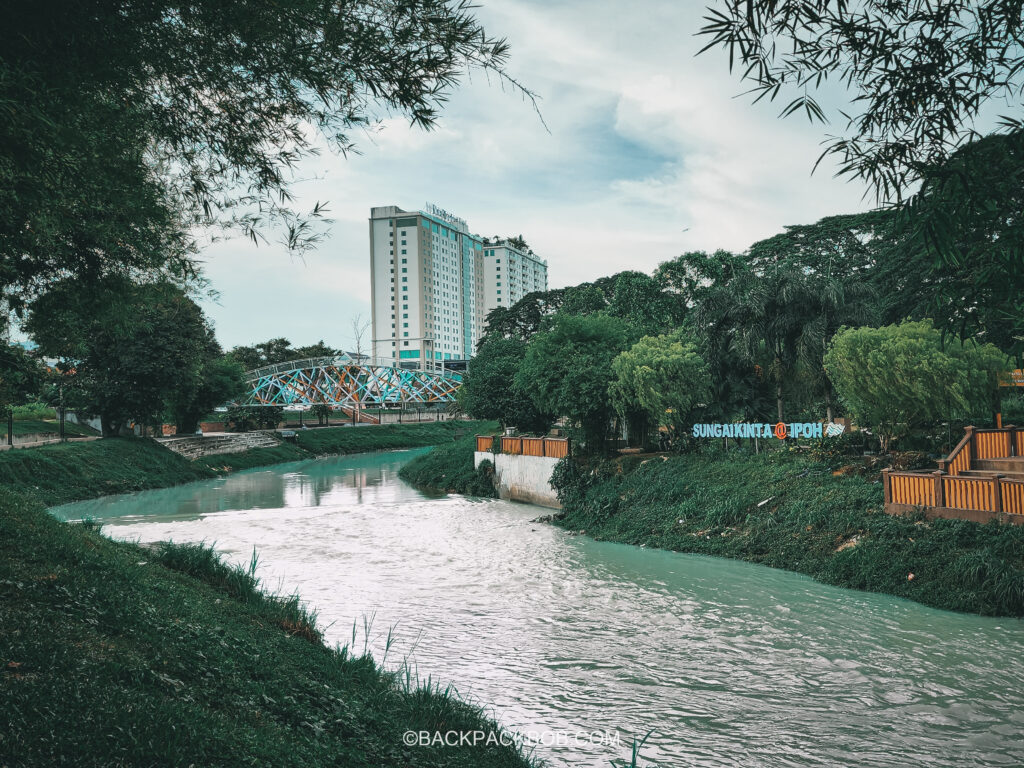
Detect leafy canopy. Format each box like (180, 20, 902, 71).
(458, 338, 551, 433)
(25, 277, 225, 436)
(2, 0, 528, 306)
(700, 0, 1024, 201)
(609, 331, 712, 434)
(824, 319, 1008, 451)
(516, 314, 630, 451)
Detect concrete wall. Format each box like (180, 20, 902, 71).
(474, 451, 561, 509)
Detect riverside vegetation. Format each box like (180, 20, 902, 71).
(0, 488, 534, 767)
(398, 431, 499, 497)
(0, 421, 534, 767)
(549, 449, 1024, 617)
(402, 439, 1024, 617)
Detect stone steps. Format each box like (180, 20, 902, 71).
(158, 431, 281, 461)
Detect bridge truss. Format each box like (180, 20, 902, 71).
(243, 356, 463, 407)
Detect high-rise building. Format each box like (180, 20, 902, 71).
(369, 204, 548, 369)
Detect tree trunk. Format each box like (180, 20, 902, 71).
(776, 383, 784, 422)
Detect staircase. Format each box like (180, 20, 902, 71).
(967, 457, 1024, 478)
(884, 425, 1024, 524)
(158, 431, 282, 461)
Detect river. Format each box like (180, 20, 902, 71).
(52, 448, 1024, 767)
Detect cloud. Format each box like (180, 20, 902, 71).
(198, 0, 874, 349)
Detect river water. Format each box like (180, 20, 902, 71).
(52, 449, 1024, 767)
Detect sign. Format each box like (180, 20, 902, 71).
(424, 202, 467, 232)
(999, 370, 1024, 387)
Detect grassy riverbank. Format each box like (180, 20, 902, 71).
(0, 421, 491, 506)
(398, 430, 498, 497)
(0, 488, 534, 767)
(550, 450, 1024, 617)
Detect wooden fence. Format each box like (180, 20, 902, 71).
(884, 425, 1024, 524)
(476, 435, 570, 459)
(939, 425, 1024, 475)
(885, 469, 1024, 524)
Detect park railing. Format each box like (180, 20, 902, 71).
(476, 435, 571, 459)
(883, 425, 1024, 525)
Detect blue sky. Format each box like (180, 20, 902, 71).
(197, 0, 874, 351)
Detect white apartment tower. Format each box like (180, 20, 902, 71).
(369, 204, 549, 369)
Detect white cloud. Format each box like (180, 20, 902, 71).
(199, 0, 874, 348)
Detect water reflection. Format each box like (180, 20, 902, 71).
(51, 448, 432, 524)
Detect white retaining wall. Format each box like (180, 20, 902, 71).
(474, 451, 561, 509)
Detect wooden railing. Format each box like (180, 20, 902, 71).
(476, 435, 571, 459)
(938, 425, 1021, 476)
(884, 425, 1024, 524)
(884, 470, 1024, 524)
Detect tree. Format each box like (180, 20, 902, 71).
(700, 1, 1024, 201)
(824, 320, 1008, 452)
(26, 277, 221, 436)
(225, 405, 284, 433)
(605, 271, 687, 337)
(168, 355, 247, 434)
(609, 331, 711, 447)
(880, 131, 1024, 358)
(480, 290, 567, 343)
(0, 342, 43, 412)
(516, 314, 630, 452)
(292, 341, 342, 360)
(2, 1, 529, 306)
(458, 338, 551, 433)
(230, 339, 296, 371)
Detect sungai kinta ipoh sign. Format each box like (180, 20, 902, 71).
(691, 422, 847, 439)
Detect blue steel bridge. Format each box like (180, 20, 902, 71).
(242, 356, 463, 408)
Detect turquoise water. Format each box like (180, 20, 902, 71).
(54, 449, 1024, 767)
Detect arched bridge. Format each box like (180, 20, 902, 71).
(242, 356, 463, 407)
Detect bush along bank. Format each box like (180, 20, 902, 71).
(0, 488, 535, 768)
(0, 420, 494, 507)
(549, 450, 1024, 617)
(398, 430, 499, 497)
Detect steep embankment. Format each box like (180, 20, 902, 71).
(0, 421, 491, 506)
(398, 430, 499, 497)
(550, 451, 1024, 617)
(0, 488, 534, 767)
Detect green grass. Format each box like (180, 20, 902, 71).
(398, 429, 499, 497)
(0, 438, 216, 506)
(549, 450, 1024, 616)
(0, 488, 534, 767)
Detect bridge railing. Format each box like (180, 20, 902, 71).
(248, 356, 354, 380)
(247, 356, 462, 382)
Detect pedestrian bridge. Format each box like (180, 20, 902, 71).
(243, 356, 463, 407)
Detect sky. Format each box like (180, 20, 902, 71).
(197, 0, 874, 351)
